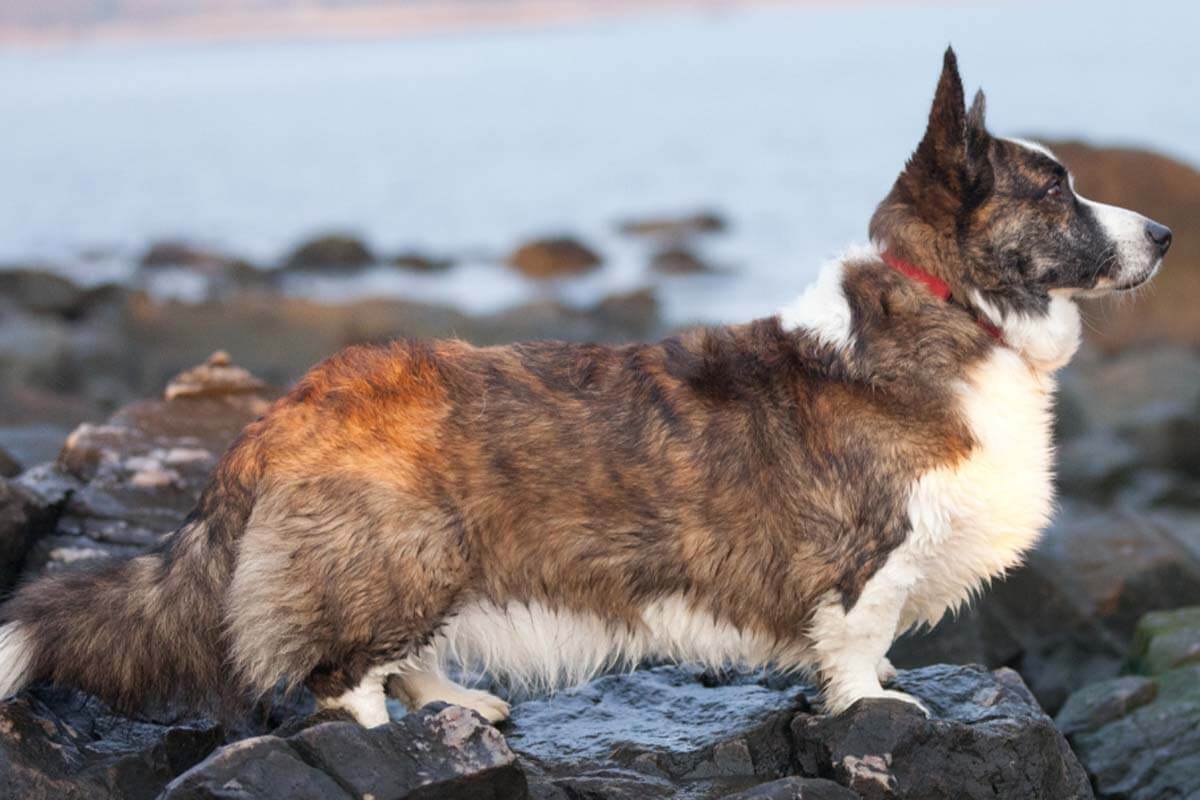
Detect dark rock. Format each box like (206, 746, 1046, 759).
(791, 665, 1092, 800)
(507, 236, 601, 279)
(163, 705, 526, 800)
(617, 210, 728, 239)
(283, 234, 375, 272)
(1066, 665, 1200, 800)
(0, 445, 20, 477)
(140, 242, 248, 273)
(724, 777, 859, 799)
(592, 288, 661, 338)
(1128, 606, 1200, 675)
(392, 251, 454, 272)
(0, 686, 223, 800)
(1055, 431, 1140, 500)
(0, 471, 69, 592)
(649, 246, 719, 274)
(0, 269, 87, 319)
(1054, 675, 1157, 736)
(15, 354, 273, 575)
(506, 665, 806, 799)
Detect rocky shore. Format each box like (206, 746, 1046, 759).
(1, 142, 1199, 797)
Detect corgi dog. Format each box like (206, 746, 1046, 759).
(0, 49, 1170, 726)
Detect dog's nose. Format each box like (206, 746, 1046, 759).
(1146, 221, 1173, 255)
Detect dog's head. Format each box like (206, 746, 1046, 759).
(870, 48, 1170, 319)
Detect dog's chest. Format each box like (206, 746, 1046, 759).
(900, 347, 1058, 626)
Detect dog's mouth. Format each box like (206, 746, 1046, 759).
(1110, 260, 1162, 292)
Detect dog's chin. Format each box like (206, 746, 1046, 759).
(1082, 260, 1161, 297)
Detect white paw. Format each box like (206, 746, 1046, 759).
(875, 657, 898, 684)
(412, 687, 511, 723)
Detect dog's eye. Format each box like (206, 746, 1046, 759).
(1042, 178, 1064, 200)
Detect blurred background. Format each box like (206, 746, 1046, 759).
(2, 0, 1198, 465)
(3, 6, 1200, 792)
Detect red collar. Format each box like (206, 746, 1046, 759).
(880, 251, 1004, 343)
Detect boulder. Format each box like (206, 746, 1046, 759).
(0, 445, 20, 477)
(649, 245, 719, 275)
(0, 686, 224, 800)
(792, 665, 1093, 800)
(283, 234, 375, 272)
(507, 236, 601, 279)
(506, 665, 806, 799)
(724, 777, 859, 799)
(1044, 141, 1200, 351)
(617, 210, 728, 239)
(1058, 608, 1200, 799)
(162, 705, 527, 800)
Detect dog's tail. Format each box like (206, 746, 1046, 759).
(0, 433, 265, 713)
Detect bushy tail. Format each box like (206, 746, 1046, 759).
(0, 440, 262, 714)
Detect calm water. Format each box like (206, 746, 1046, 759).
(1, 1, 1196, 324)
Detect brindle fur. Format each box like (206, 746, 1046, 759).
(0, 48, 1166, 716)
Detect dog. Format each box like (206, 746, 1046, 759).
(0, 48, 1170, 726)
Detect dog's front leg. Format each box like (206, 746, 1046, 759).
(809, 554, 928, 716)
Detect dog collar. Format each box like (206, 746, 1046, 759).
(880, 251, 1004, 343)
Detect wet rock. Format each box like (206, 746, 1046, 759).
(0, 686, 224, 800)
(283, 233, 374, 272)
(0, 470, 70, 591)
(162, 705, 526, 800)
(507, 236, 601, 279)
(1055, 431, 1140, 500)
(140, 242, 249, 273)
(1054, 675, 1157, 736)
(617, 210, 728, 239)
(792, 665, 1092, 800)
(507, 665, 806, 799)
(392, 251, 454, 272)
(649, 245, 719, 275)
(1128, 606, 1200, 674)
(724, 777, 859, 799)
(592, 287, 661, 338)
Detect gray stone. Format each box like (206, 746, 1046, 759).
(1054, 675, 1158, 735)
(791, 665, 1093, 800)
(723, 776, 860, 799)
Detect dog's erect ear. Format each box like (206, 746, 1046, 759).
(906, 48, 993, 203)
(912, 47, 968, 177)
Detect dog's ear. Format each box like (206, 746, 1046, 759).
(904, 48, 993, 212)
(913, 47, 968, 176)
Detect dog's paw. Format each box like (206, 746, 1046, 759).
(875, 656, 898, 684)
(869, 689, 930, 717)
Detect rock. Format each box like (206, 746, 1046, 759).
(792, 665, 1093, 800)
(649, 245, 719, 275)
(16, 354, 272, 575)
(163, 350, 268, 401)
(162, 705, 526, 800)
(618, 210, 728, 239)
(392, 251, 454, 272)
(1044, 141, 1200, 351)
(1055, 431, 1140, 500)
(1054, 675, 1157, 736)
(591, 288, 661, 338)
(724, 777, 859, 799)
(507, 236, 601, 279)
(0, 269, 87, 319)
(506, 665, 807, 798)
(1129, 606, 1200, 674)
(283, 234, 374, 272)
(0, 472, 69, 592)
(140, 242, 248, 273)
(0, 686, 224, 800)
(0, 445, 21, 477)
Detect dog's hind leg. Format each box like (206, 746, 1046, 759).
(307, 658, 398, 727)
(809, 552, 928, 716)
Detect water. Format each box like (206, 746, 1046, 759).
(1, 1, 1196, 325)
